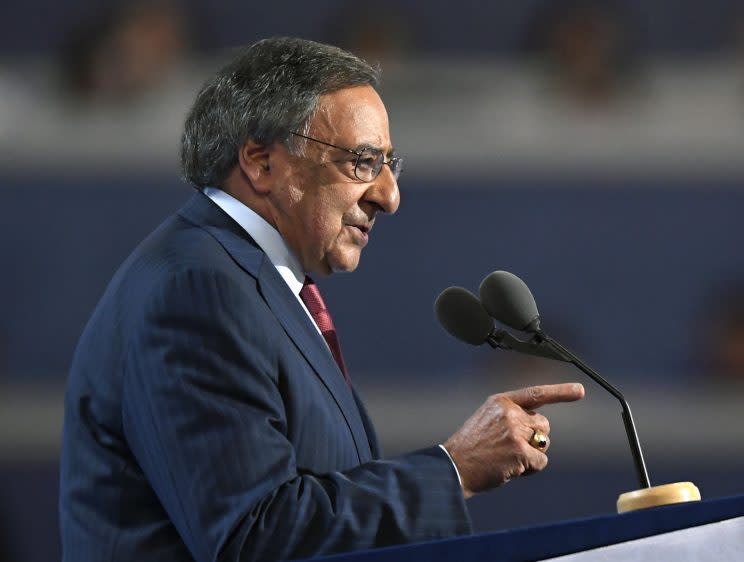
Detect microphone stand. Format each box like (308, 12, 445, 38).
(487, 328, 700, 511)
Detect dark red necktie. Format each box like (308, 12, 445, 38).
(299, 276, 350, 383)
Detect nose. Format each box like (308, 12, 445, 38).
(364, 165, 401, 215)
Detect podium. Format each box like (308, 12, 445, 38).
(305, 494, 744, 561)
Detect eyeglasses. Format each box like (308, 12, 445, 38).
(289, 131, 403, 182)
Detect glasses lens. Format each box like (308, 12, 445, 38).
(389, 157, 403, 179)
(355, 149, 384, 181)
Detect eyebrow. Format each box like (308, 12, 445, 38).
(353, 143, 397, 157)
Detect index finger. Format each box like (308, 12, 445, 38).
(503, 383, 585, 410)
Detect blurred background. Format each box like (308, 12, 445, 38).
(2, 0, 744, 559)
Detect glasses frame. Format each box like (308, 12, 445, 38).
(289, 131, 402, 182)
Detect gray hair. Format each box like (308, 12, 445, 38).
(180, 37, 380, 188)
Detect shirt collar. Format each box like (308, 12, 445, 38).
(202, 186, 305, 296)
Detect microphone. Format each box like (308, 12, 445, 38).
(435, 280, 574, 361)
(436, 271, 702, 510)
(434, 286, 494, 346)
(435, 272, 652, 490)
(479, 270, 651, 489)
(479, 271, 541, 333)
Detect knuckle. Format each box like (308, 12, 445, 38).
(534, 414, 550, 433)
(527, 386, 544, 403)
(503, 407, 521, 424)
(516, 452, 531, 474)
(536, 453, 549, 470)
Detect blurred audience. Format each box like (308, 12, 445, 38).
(325, 3, 415, 66)
(60, 0, 190, 105)
(699, 284, 744, 385)
(522, 0, 641, 109)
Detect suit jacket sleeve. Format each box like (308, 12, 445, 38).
(121, 268, 470, 562)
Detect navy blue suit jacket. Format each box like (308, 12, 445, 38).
(59, 192, 470, 561)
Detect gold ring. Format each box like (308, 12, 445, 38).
(529, 430, 549, 451)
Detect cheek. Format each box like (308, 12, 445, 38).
(309, 193, 348, 243)
(284, 179, 364, 273)
(318, 201, 364, 271)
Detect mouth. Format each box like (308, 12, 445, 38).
(346, 223, 371, 245)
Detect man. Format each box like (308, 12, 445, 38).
(60, 37, 584, 561)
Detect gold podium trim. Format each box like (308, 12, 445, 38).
(617, 481, 701, 513)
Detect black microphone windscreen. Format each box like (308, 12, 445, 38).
(435, 286, 494, 345)
(479, 271, 540, 332)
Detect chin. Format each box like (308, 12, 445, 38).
(328, 252, 362, 274)
(330, 262, 360, 274)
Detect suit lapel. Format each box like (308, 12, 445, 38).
(178, 192, 373, 463)
(257, 259, 372, 463)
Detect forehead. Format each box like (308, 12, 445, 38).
(309, 85, 391, 150)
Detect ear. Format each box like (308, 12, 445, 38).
(237, 140, 273, 194)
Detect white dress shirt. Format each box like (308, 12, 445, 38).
(203, 186, 319, 335)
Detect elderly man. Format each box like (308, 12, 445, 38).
(59, 37, 584, 561)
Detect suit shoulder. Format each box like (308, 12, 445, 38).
(82, 211, 265, 339)
(115, 210, 261, 288)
